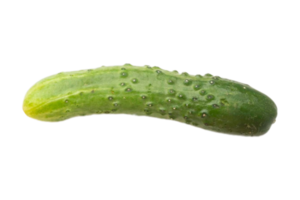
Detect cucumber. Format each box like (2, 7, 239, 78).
(23, 64, 277, 136)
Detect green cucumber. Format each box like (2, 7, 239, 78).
(23, 64, 277, 136)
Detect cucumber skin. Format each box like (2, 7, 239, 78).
(23, 64, 277, 136)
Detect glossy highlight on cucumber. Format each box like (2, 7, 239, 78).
(23, 64, 277, 136)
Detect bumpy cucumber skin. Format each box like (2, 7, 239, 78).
(23, 64, 277, 136)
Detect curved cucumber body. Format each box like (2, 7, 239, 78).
(23, 64, 277, 136)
